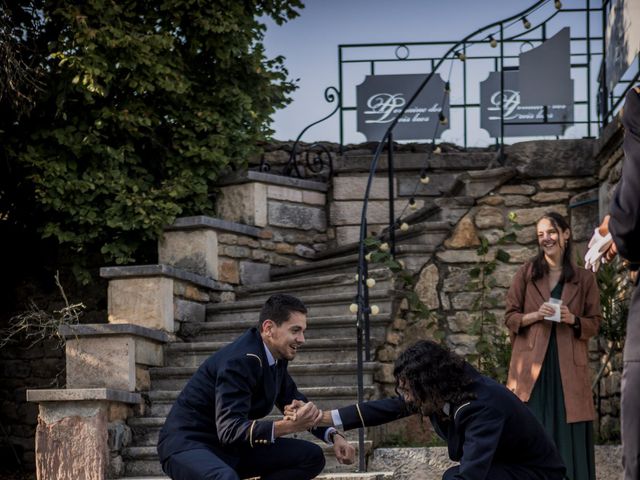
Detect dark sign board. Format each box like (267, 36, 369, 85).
(356, 74, 449, 141)
(480, 70, 574, 137)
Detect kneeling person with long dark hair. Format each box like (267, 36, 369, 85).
(295, 340, 565, 479)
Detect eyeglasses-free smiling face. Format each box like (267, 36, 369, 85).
(536, 217, 570, 262)
(261, 311, 307, 361)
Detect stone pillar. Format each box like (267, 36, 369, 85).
(27, 389, 140, 480)
(61, 324, 168, 392)
(101, 264, 232, 332)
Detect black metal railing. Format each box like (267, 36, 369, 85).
(350, 0, 584, 471)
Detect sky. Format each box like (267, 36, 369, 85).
(262, 0, 600, 146)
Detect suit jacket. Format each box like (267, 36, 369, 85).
(157, 328, 329, 465)
(609, 87, 640, 362)
(337, 366, 565, 480)
(504, 262, 602, 422)
(610, 87, 640, 264)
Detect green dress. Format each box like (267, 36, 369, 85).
(527, 281, 596, 480)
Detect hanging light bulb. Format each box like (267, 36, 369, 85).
(409, 198, 418, 210)
(522, 16, 531, 29)
(433, 145, 442, 154)
(455, 50, 466, 61)
(354, 274, 359, 281)
(365, 252, 372, 262)
(554, 0, 562, 9)
(444, 81, 451, 93)
(420, 172, 430, 184)
(366, 277, 376, 288)
(489, 35, 497, 48)
(349, 303, 358, 313)
(439, 112, 448, 125)
(379, 242, 389, 252)
(370, 305, 380, 316)
(398, 260, 405, 268)
(400, 222, 409, 231)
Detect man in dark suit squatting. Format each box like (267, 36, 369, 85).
(157, 293, 355, 480)
(290, 340, 565, 480)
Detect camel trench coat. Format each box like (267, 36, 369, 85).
(504, 262, 602, 423)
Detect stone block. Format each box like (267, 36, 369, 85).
(174, 298, 206, 323)
(447, 334, 478, 356)
(268, 201, 326, 231)
(267, 185, 302, 203)
(66, 336, 135, 391)
(503, 195, 531, 207)
(531, 191, 571, 203)
(566, 177, 597, 189)
(445, 215, 480, 249)
(569, 188, 600, 242)
(397, 173, 459, 197)
(158, 229, 218, 279)
(505, 139, 596, 178)
(447, 311, 476, 333)
(216, 182, 268, 227)
(35, 404, 109, 480)
(474, 206, 504, 229)
(134, 338, 163, 366)
(511, 205, 568, 226)
(108, 277, 174, 332)
(330, 200, 423, 226)
(336, 224, 386, 245)
(414, 264, 440, 310)
(219, 259, 240, 284)
(478, 195, 504, 206)
(302, 191, 326, 206)
(173, 281, 210, 302)
(332, 176, 396, 200)
(537, 179, 566, 189)
(239, 261, 271, 285)
(499, 184, 536, 195)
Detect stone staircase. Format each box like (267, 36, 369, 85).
(113, 155, 518, 480)
(116, 266, 399, 479)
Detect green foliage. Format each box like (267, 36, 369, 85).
(591, 259, 631, 392)
(1, 0, 302, 278)
(465, 215, 522, 383)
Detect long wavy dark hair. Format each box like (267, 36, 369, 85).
(531, 211, 575, 283)
(393, 340, 476, 417)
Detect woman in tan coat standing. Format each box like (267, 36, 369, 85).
(505, 211, 602, 480)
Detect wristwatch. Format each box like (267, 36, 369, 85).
(329, 430, 346, 443)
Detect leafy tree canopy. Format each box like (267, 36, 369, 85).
(0, 0, 301, 281)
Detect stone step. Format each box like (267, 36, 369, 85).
(122, 440, 376, 477)
(206, 290, 394, 323)
(166, 338, 383, 367)
(145, 386, 376, 417)
(333, 151, 494, 174)
(186, 314, 390, 342)
(312, 222, 450, 265)
(234, 269, 392, 300)
(149, 362, 379, 390)
(128, 415, 368, 447)
(115, 474, 393, 480)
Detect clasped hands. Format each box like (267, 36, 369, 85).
(283, 399, 355, 465)
(535, 303, 576, 325)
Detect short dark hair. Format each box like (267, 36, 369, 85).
(258, 294, 308, 329)
(393, 340, 475, 416)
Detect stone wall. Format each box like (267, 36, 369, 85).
(0, 339, 64, 472)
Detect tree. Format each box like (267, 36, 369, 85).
(0, 0, 301, 281)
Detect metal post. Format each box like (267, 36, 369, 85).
(499, 24, 505, 159)
(338, 45, 344, 152)
(586, 0, 592, 136)
(387, 132, 396, 258)
(363, 255, 371, 362)
(463, 43, 468, 148)
(356, 217, 366, 472)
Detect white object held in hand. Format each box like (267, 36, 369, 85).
(584, 227, 612, 272)
(544, 298, 562, 322)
